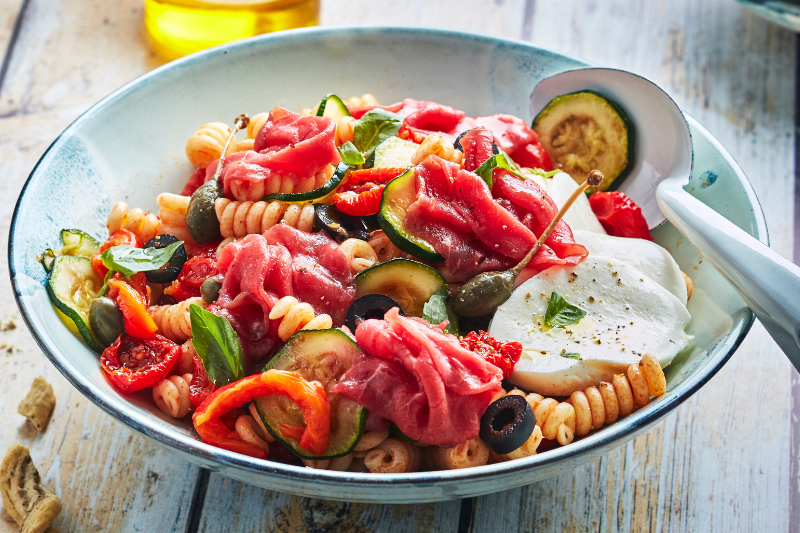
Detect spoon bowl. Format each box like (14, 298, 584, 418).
(530, 67, 693, 229)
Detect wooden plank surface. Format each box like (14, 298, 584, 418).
(0, 0, 795, 531)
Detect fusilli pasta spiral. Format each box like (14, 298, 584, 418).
(423, 437, 489, 470)
(227, 164, 334, 202)
(268, 296, 333, 342)
(148, 297, 206, 342)
(411, 133, 463, 165)
(107, 202, 160, 245)
(185, 122, 251, 168)
(246, 113, 270, 140)
(214, 199, 316, 238)
(367, 230, 404, 263)
(234, 415, 271, 452)
(335, 116, 357, 146)
(346, 94, 378, 107)
(153, 374, 193, 419)
(364, 438, 422, 474)
(154, 192, 195, 243)
(247, 403, 276, 443)
(340, 238, 378, 274)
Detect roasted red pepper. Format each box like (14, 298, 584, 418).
(91, 229, 141, 278)
(101, 333, 181, 393)
(108, 277, 158, 339)
(332, 167, 407, 216)
(459, 331, 522, 379)
(588, 191, 653, 241)
(192, 370, 330, 459)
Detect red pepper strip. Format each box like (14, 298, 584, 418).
(332, 167, 408, 216)
(193, 370, 331, 458)
(108, 278, 158, 339)
(101, 333, 181, 393)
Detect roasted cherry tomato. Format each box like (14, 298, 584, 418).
(100, 333, 181, 393)
(332, 167, 407, 216)
(510, 141, 554, 171)
(397, 123, 426, 144)
(189, 353, 217, 408)
(91, 229, 142, 278)
(459, 330, 522, 379)
(192, 370, 330, 459)
(164, 256, 218, 302)
(588, 191, 653, 241)
(108, 277, 157, 339)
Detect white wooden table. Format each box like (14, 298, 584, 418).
(0, 0, 796, 531)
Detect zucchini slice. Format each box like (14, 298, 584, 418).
(373, 137, 419, 169)
(40, 249, 57, 273)
(46, 255, 103, 353)
(265, 161, 350, 203)
(532, 91, 633, 191)
(60, 229, 101, 257)
(355, 258, 447, 317)
(313, 94, 351, 122)
(254, 329, 366, 459)
(377, 167, 444, 263)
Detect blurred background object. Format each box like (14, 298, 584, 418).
(145, 0, 319, 60)
(735, 0, 800, 31)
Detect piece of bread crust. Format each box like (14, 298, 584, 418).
(17, 378, 56, 433)
(0, 444, 61, 533)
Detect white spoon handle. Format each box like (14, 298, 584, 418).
(656, 176, 800, 368)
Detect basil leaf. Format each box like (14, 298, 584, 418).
(100, 241, 183, 277)
(545, 291, 587, 327)
(337, 141, 366, 166)
(353, 109, 402, 156)
(473, 153, 529, 189)
(560, 352, 581, 360)
(189, 304, 245, 387)
(422, 286, 458, 335)
(526, 168, 560, 178)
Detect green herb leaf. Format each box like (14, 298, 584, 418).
(422, 286, 458, 335)
(473, 153, 529, 189)
(189, 304, 245, 387)
(100, 241, 183, 278)
(545, 291, 587, 327)
(526, 167, 560, 178)
(353, 109, 402, 156)
(337, 141, 366, 166)
(560, 352, 581, 360)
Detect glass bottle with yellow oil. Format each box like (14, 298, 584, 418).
(144, 0, 319, 60)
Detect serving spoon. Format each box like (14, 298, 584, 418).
(530, 67, 800, 369)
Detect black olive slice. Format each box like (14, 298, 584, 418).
(479, 394, 535, 454)
(314, 204, 371, 243)
(454, 128, 500, 155)
(143, 234, 187, 284)
(345, 294, 404, 333)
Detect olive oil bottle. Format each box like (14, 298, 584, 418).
(144, 0, 319, 60)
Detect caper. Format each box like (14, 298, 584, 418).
(186, 179, 224, 244)
(451, 270, 516, 318)
(89, 297, 125, 348)
(200, 275, 223, 304)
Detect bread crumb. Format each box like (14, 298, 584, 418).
(17, 378, 56, 433)
(0, 444, 62, 533)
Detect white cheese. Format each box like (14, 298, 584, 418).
(573, 230, 688, 306)
(528, 172, 607, 234)
(489, 255, 691, 396)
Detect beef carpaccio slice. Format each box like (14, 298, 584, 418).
(209, 227, 355, 363)
(404, 156, 587, 282)
(332, 308, 503, 446)
(208, 106, 340, 201)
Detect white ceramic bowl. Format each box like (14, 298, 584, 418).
(9, 26, 767, 503)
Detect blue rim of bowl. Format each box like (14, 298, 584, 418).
(8, 25, 766, 490)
